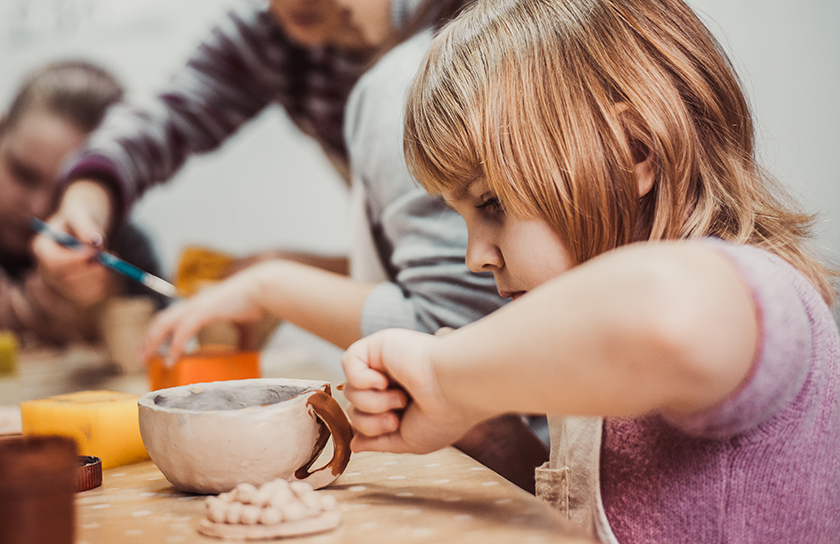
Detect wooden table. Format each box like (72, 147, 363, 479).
(76, 448, 591, 544)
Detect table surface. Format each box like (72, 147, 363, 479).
(4, 344, 593, 544)
(77, 448, 592, 544)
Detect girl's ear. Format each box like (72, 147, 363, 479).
(614, 104, 656, 198)
(633, 145, 655, 198)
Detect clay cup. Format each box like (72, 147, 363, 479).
(138, 378, 352, 494)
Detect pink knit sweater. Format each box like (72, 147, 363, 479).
(600, 240, 839, 543)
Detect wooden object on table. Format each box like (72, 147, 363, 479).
(147, 346, 260, 391)
(0, 435, 77, 544)
(99, 296, 156, 374)
(0, 405, 22, 436)
(77, 447, 594, 544)
(20, 390, 149, 469)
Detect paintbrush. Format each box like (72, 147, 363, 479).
(30, 217, 179, 299)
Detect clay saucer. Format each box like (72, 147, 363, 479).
(198, 511, 341, 540)
(197, 479, 341, 540)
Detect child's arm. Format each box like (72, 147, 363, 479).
(141, 259, 376, 361)
(343, 242, 759, 453)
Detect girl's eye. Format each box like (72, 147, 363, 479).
(475, 197, 503, 213)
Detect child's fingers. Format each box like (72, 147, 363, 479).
(141, 304, 181, 346)
(140, 312, 174, 362)
(342, 348, 392, 391)
(344, 387, 407, 414)
(59, 207, 108, 248)
(346, 405, 401, 437)
(33, 241, 97, 283)
(167, 316, 204, 363)
(141, 304, 199, 363)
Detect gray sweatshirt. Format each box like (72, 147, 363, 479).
(344, 30, 507, 335)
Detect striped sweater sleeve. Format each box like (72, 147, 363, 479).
(60, 0, 284, 221)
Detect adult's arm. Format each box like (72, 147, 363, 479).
(141, 258, 376, 360)
(58, 0, 283, 230)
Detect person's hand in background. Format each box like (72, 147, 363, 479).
(32, 179, 116, 307)
(141, 262, 273, 363)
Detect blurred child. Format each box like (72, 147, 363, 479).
(0, 61, 161, 346)
(341, 0, 840, 541)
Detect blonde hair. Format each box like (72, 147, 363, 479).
(405, 0, 837, 305)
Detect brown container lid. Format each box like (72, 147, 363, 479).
(77, 456, 102, 491)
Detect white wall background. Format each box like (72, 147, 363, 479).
(1, 0, 838, 314)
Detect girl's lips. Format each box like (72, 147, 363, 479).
(500, 290, 526, 301)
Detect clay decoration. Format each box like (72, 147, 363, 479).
(198, 479, 341, 540)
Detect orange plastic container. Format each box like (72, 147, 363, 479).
(148, 346, 260, 391)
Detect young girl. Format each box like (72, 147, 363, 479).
(341, 0, 840, 541)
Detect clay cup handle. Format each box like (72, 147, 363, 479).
(294, 390, 353, 489)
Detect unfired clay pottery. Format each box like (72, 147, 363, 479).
(198, 479, 341, 540)
(138, 378, 352, 494)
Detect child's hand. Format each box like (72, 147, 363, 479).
(342, 329, 476, 454)
(32, 181, 115, 308)
(34, 248, 115, 308)
(141, 264, 271, 362)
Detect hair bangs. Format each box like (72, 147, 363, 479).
(404, 24, 489, 196)
(477, 4, 639, 260)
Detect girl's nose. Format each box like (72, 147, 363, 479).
(465, 234, 503, 273)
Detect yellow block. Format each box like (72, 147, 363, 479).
(0, 330, 18, 376)
(173, 245, 235, 297)
(20, 390, 149, 469)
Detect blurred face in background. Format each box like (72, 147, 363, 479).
(0, 108, 85, 257)
(269, 0, 392, 50)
